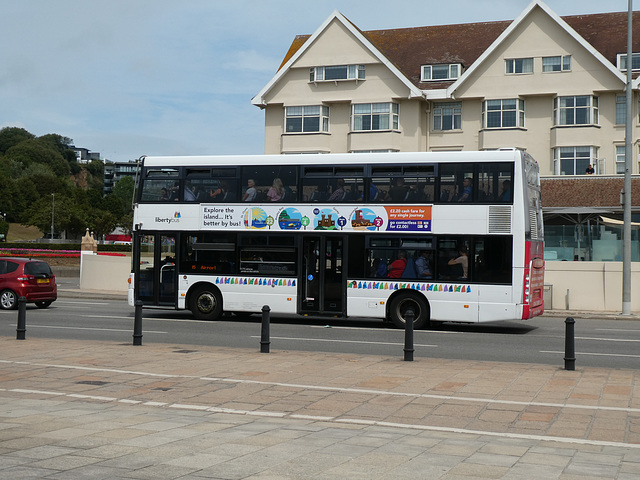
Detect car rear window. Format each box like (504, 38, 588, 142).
(24, 261, 52, 276)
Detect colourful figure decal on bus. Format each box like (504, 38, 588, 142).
(243, 207, 268, 229)
(351, 208, 379, 231)
(278, 208, 302, 230)
(313, 208, 338, 230)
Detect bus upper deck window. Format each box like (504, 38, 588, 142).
(140, 169, 179, 202)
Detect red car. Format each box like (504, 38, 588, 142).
(0, 258, 57, 310)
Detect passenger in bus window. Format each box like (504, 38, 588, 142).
(160, 188, 171, 201)
(369, 183, 381, 202)
(328, 179, 346, 202)
(448, 246, 469, 279)
(242, 179, 257, 202)
(457, 177, 473, 202)
(209, 181, 228, 202)
(499, 180, 512, 202)
(310, 184, 329, 202)
(415, 250, 433, 279)
(387, 178, 410, 203)
(169, 182, 180, 201)
(347, 184, 363, 202)
(267, 178, 285, 201)
(388, 251, 407, 278)
(184, 185, 197, 202)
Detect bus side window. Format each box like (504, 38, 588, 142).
(473, 237, 512, 283)
(438, 164, 474, 203)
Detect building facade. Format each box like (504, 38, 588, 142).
(103, 160, 139, 196)
(253, 0, 640, 268)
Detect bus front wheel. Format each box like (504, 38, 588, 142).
(189, 285, 222, 321)
(389, 293, 429, 329)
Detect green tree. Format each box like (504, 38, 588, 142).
(0, 170, 19, 222)
(110, 176, 135, 216)
(0, 216, 9, 240)
(89, 210, 119, 239)
(0, 127, 35, 154)
(117, 211, 134, 236)
(25, 194, 88, 238)
(4, 139, 71, 176)
(13, 177, 40, 223)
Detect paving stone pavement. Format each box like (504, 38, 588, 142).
(1, 336, 640, 479)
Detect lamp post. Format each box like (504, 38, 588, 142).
(50, 193, 55, 240)
(622, 0, 633, 315)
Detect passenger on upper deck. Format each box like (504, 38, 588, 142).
(267, 178, 285, 202)
(243, 179, 257, 202)
(499, 180, 512, 202)
(387, 178, 409, 203)
(457, 177, 473, 202)
(328, 179, 346, 202)
(210, 181, 229, 202)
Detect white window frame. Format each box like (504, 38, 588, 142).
(421, 64, 461, 81)
(482, 99, 525, 129)
(505, 58, 533, 74)
(351, 103, 399, 132)
(285, 106, 329, 133)
(310, 65, 365, 82)
(617, 53, 640, 71)
(433, 102, 462, 131)
(616, 95, 627, 125)
(616, 145, 626, 174)
(553, 146, 597, 175)
(542, 55, 571, 72)
(350, 149, 400, 153)
(553, 96, 599, 126)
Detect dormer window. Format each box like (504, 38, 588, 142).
(310, 65, 365, 82)
(421, 64, 461, 81)
(617, 53, 640, 71)
(542, 55, 571, 72)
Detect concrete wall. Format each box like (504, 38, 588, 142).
(80, 254, 130, 293)
(544, 261, 640, 312)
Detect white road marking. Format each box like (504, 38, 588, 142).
(541, 350, 640, 359)
(253, 335, 437, 348)
(9, 324, 166, 334)
(576, 336, 640, 342)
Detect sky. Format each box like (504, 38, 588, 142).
(0, 0, 628, 163)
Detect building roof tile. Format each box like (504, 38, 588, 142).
(279, 10, 640, 89)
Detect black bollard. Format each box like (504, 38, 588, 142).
(564, 317, 575, 371)
(133, 300, 143, 346)
(16, 296, 27, 340)
(404, 308, 414, 361)
(260, 305, 270, 353)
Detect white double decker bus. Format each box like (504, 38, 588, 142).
(129, 150, 544, 328)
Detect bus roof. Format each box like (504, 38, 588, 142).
(141, 150, 530, 168)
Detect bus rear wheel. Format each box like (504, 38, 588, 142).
(389, 293, 429, 329)
(189, 285, 222, 321)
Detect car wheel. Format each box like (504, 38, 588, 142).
(189, 285, 222, 321)
(0, 289, 18, 310)
(35, 301, 53, 309)
(389, 293, 430, 329)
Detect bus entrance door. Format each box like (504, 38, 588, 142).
(300, 236, 344, 315)
(135, 233, 177, 307)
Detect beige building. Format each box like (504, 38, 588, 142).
(253, 1, 640, 179)
(252, 1, 640, 311)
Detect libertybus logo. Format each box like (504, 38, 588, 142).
(155, 212, 181, 224)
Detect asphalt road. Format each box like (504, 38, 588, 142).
(1, 296, 639, 370)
